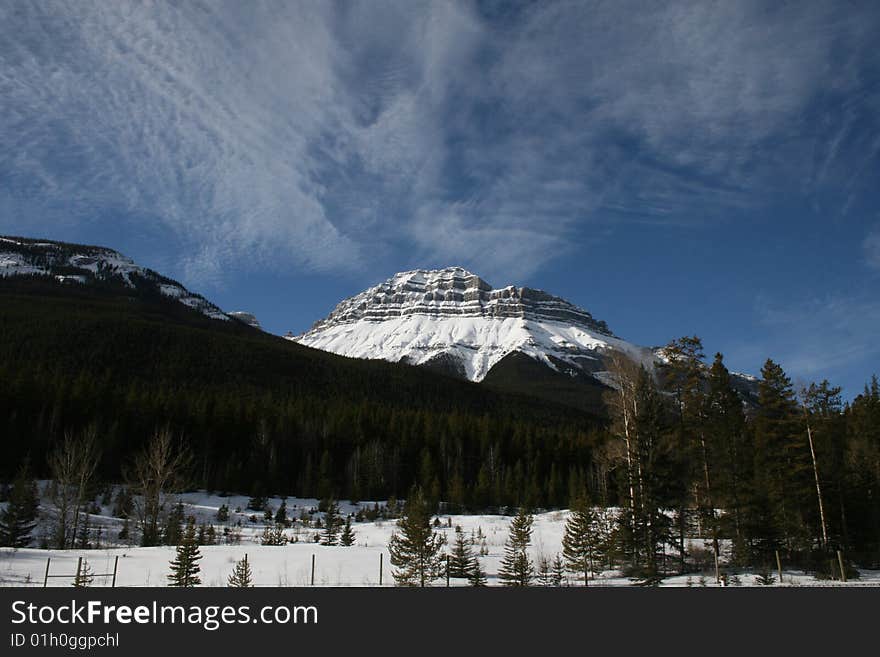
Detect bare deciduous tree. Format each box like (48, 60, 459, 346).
(602, 350, 642, 528)
(126, 428, 192, 546)
(48, 427, 100, 549)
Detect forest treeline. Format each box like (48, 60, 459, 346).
(1, 279, 878, 572)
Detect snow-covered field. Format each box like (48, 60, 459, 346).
(2, 490, 878, 587)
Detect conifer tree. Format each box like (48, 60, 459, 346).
(387, 489, 445, 587)
(705, 353, 750, 564)
(118, 518, 130, 543)
(112, 487, 133, 519)
(0, 464, 39, 548)
(536, 555, 553, 586)
(753, 359, 809, 557)
(227, 554, 254, 587)
(562, 499, 598, 585)
(448, 526, 476, 578)
(633, 366, 675, 578)
(321, 499, 341, 545)
(162, 502, 185, 546)
(72, 560, 93, 588)
(77, 512, 92, 549)
(468, 557, 488, 587)
(551, 554, 566, 586)
(275, 500, 287, 526)
(498, 508, 534, 586)
(339, 516, 356, 546)
(168, 519, 202, 587)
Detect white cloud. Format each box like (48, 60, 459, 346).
(732, 292, 880, 389)
(1, 1, 878, 287)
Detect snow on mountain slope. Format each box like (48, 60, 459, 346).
(291, 267, 655, 382)
(228, 311, 262, 330)
(0, 236, 229, 321)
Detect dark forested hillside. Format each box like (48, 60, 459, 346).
(0, 276, 603, 508)
(2, 271, 878, 572)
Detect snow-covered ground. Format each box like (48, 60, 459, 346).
(2, 490, 878, 587)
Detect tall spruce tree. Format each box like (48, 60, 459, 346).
(321, 499, 341, 546)
(658, 336, 707, 573)
(168, 519, 202, 587)
(843, 376, 880, 560)
(448, 526, 476, 578)
(468, 556, 488, 587)
(562, 499, 598, 585)
(620, 366, 676, 581)
(0, 464, 39, 548)
(705, 353, 750, 564)
(498, 508, 534, 586)
(387, 489, 445, 587)
(753, 359, 810, 559)
(339, 516, 356, 546)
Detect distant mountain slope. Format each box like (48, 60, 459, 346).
(291, 267, 759, 411)
(0, 239, 602, 506)
(292, 267, 655, 382)
(0, 235, 228, 320)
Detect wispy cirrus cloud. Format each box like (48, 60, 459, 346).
(725, 292, 880, 392)
(1, 1, 879, 287)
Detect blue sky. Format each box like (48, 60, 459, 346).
(1, 1, 879, 397)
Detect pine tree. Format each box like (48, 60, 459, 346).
(634, 366, 676, 579)
(339, 516, 356, 546)
(118, 518, 130, 542)
(498, 508, 534, 586)
(536, 555, 553, 586)
(168, 519, 202, 587)
(0, 464, 39, 548)
(72, 560, 93, 588)
(227, 554, 254, 587)
(77, 512, 92, 549)
(562, 499, 598, 585)
(275, 500, 287, 526)
(162, 503, 185, 546)
(468, 557, 488, 586)
(216, 504, 229, 522)
(112, 487, 133, 519)
(387, 489, 445, 587)
(551, 554, 566, 586)
(448, 526, 476, 578)
(321, 499, 341, 545)
(705, 353, 750, 565)
(753, 359, 809, 558)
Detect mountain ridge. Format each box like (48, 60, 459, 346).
(292, 267, 655, 384)
(0, 235, 228, 321)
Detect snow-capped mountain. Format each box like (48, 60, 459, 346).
(291, 267, 656, 383)
(0, 236, 229, 321)
(228, 311, 262, 330)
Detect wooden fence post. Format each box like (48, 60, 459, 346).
(43, 557, 51, 588)
(111, 556, 119, 588)
(311, 554, 315, 586)
(379, 553, 383, 586)
(837, 550, 847, 583)
(775, 550, 783, 584)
